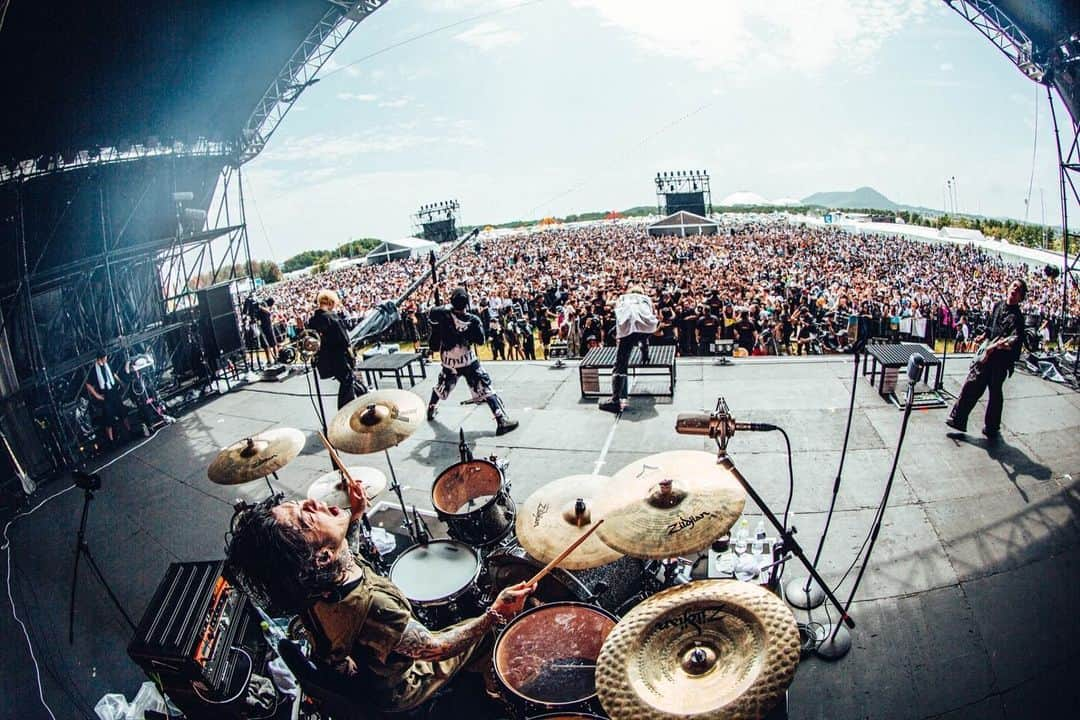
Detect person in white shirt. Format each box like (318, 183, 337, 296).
(599, 284, 659, 414)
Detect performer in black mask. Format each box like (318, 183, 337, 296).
(427, 287, 518, 435)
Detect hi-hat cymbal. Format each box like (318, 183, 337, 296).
(596, 580, 801, 720)
(306, 466, 388, 509)
(207, 428, 306, 486)
(597, 451, 745, 559)
(328, 389, 425, 454)
(516, 474, 622, 570)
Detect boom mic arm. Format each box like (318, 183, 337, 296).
(675, 397, 777, 454)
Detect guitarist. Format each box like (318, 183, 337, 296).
(946, 279, 1027, 439)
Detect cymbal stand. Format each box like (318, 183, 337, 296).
(712, 438, 853, 631)
(383, 448, 416, 542)
(264, 471, 280, 497)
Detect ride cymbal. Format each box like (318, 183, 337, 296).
(598, 450, 745, 559)
(596, 580, 800, 720)
(516, 474, 622, 570)
(306, 466, 388, 509)
(207, 428, 306, 485)
(328, 389, 425, 454)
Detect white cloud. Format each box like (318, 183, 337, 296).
(940, 62, 954, 72)
(573, 0, 929, 75)
(379, 97, 411, 108)
(337, 92, 378, 102)
(260, 131, 482, 165)
(454, 22, 522, 51)
(322, 56, 360, 78)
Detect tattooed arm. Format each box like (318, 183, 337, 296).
(391, 582, 534, 661)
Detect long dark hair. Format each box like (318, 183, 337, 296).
(224, 495, 348, 614)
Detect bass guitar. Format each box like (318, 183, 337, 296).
(971, 334, 1017, 367)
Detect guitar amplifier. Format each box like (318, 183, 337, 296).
(128, 561, 255, 699)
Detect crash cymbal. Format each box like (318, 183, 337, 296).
(207, 428, 306, 485)
(596, 580, 800, 720)
(597, 451, 745, 559)
(516, 474, 622, 570)
(328, 389, 425, 454)
(306, 466, 388, 509)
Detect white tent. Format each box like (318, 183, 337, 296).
(648, 210, 720, 237)
(365, 237, 439, 265)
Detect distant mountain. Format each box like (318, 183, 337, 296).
(801, 186, 899, 211)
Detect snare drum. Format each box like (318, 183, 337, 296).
(494, 602, 617, 716)
(388, 540, 481, 630)
(432, 459, 517, 547)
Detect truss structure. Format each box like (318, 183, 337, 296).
(238, 0, 392, 164)
(942, 1, 1046, 81)
(654, 170, 712, 216)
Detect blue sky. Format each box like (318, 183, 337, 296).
(242, 0, 1068, 262)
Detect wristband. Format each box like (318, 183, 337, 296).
(485, 606, 510, 624)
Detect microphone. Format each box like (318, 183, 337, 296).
(675, 412, 777, 437)
(906, 354, 926, 383)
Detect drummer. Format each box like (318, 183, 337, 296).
(225, 483, 534, 713)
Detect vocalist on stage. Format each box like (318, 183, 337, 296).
(308, 289, 357, 409)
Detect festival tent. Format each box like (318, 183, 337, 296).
(648, 210, 720, 237)
(365, 237, 438, 265)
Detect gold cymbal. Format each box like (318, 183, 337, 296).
(306, 466, 387, 508)
(598, 451, 745, 559)
(596, 580, 801, 720)
(207, 428, 306, 485)
(328, 389, 425, 454)
(516, 474, 622, 570)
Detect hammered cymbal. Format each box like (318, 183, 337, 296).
(328, 389, 425, 454)
(516, 474, 622, 570)
(598, 451, 745, 559)
(596, 580, 801, 720)
(207, 428, 306, 485)
(306, 466, 388, 508)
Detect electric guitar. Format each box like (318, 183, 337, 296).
(0, 428, 35, 495)
(972, 334, 1018, 367)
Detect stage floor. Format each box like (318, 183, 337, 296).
(2, 355, 1078, 719)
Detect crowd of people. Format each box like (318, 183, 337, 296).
(255, 219, 1077, 359)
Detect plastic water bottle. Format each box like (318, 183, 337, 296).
(734, 517, 750, 554)
(752, 519, 767, 555)
(260, 620, 287, 648)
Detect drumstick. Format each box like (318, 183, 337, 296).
(525, 519, 604, 586)
(317, 431, 366, 499)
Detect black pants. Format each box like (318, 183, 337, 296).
(611, 332, 651, 400)
(334, 370, 356, 409)
(949, 362, 1009, 431)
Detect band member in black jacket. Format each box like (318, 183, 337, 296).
(946, 279, 1027, 439)
(427, 287, 518, 435)
(307, 289, 357, 409)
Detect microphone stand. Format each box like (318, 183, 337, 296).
(818, 358, 922, 660)
(785, 337, 865, 610)
(709, 415, 854, 631)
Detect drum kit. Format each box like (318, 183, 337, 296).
(206, 388, 802, 720)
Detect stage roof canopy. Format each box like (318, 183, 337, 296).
(0, 1, 350, 164)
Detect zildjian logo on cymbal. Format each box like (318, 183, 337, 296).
(533, 502, 549, 528)
(666, 509, 713, 535)
(654, 606, 724, 635)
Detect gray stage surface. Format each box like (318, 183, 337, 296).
(2, 355, 1078, 719)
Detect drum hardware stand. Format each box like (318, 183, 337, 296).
(383, 448, 416, 542)
(458, 427, 473, 462)
(68, 470, 136, 644)
(411, 506, 431, 545)
(786, 341, 862, 611)
(702, 399, 854, 632)
(818, 356, 922, 660)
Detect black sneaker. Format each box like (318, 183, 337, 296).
(495, 418, 519, 436)
(598, 398, 622, 414)
(427, 405, 438, 421)
(945, 417, 966, 433)
(981, 426, 1000, 439)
